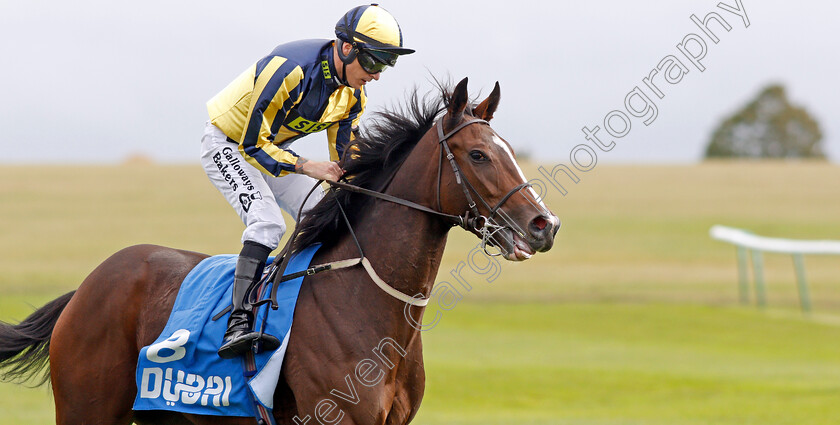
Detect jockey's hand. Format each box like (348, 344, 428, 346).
(296, 158, 344, 182)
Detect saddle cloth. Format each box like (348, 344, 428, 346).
(132, 243, 321, 417)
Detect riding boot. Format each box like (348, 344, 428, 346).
(217, 254, 265, 359)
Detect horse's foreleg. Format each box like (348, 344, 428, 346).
(384, 337, 425, 425)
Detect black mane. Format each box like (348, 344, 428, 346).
(291, 84, 458, 253)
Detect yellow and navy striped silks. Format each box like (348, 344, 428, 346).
(207, 39, 365, 177)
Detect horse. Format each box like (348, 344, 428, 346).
(0, 77, 558, 425)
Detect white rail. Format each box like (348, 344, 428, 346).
(709, 225, 840, 312)
(710, 225, 840, 255)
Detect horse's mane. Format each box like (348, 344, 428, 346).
(291, 82, 468, 253)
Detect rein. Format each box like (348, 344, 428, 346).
(325, 179, 468, 228)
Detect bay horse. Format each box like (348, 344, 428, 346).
(0, 77, 558, 424)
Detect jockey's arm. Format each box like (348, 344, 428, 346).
(303, 88, 364, 182)
(238, 60, 306, 177)
(327, 87, 366, 163)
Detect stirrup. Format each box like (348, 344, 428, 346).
(218, 331, 281, 359)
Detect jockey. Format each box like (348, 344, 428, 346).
(201, 4, 414, 359)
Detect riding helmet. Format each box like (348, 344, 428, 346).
(335, 4, 415, 68)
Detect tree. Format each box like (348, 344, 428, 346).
(705, 85, 824, 159)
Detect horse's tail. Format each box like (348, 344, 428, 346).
(0, 291, 75, 386)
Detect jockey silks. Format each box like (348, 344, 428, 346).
(207, 39, 365, 177)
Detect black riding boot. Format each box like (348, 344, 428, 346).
(219, 241, 280, 359)
(217, 255, 262, 358)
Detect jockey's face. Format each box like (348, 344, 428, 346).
(335, 42, 381, 90)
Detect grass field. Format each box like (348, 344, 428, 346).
(1, 162, 839, 424)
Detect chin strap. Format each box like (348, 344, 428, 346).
(335, 40, 354, 87)
(339, 61, 350, 87)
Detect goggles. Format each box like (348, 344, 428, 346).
(357, 49, 397, 74)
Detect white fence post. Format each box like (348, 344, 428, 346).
(710, 225, 840, 313)
(736, 246, 749, 304)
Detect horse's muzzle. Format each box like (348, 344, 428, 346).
(491, 213, 559, 262)
(529, 213, 560, 250)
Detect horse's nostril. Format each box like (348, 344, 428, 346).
(531, 216, 547, 231)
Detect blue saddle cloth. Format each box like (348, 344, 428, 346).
(133, 244, 321, 417)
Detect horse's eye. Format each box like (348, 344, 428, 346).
(469, 150, 488, 162)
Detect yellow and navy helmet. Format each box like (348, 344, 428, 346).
(335, 4, 414, 69)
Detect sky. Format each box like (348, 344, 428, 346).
(1, 0, 838, 164)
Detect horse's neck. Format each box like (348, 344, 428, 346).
(355, 205, 449, 294)
(352, 132, 448, 300)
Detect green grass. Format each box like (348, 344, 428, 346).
(2, 162, 840, 424)
(2, 162, 840, 307)
(416, 303, 840, 425)
(4, 303, 840, 424)
(6, 303, 838, 424)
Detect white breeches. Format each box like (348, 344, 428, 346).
(200, 122, 324, 250)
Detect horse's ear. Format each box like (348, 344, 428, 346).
(474, 81, 501, 122)
(447, 77, 470, 125)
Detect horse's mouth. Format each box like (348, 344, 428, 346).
(497, 229, 536, 262)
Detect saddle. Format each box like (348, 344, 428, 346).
(209, 241, 342, 355)
(133, 245, 324, 419)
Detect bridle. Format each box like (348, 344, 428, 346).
(328, 115, 534, 255)
(433, 116, 532, 254)
(264, 113, 540, 310)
